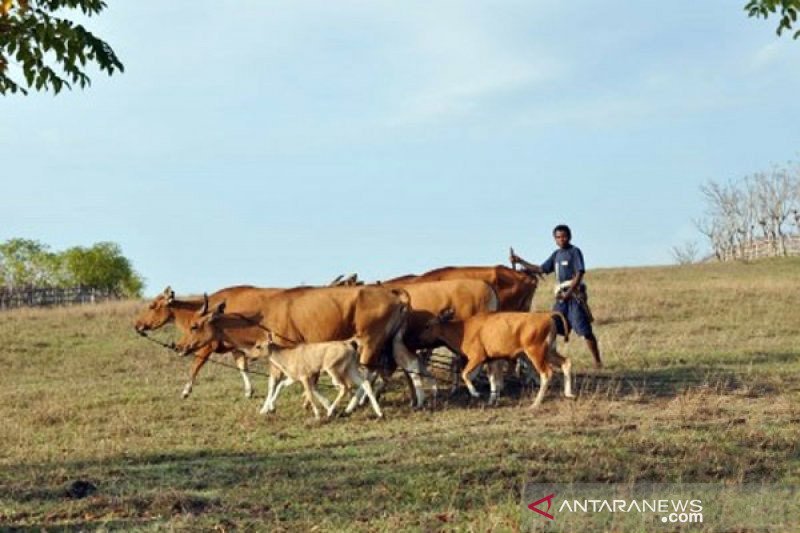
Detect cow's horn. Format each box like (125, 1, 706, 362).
(200, 293, 209, 315)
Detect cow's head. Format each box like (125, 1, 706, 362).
(418, 307, 456, 344)
(134, 286, 176, 333)
(252, 330, 277, 359)
(175, 296, 226, 356)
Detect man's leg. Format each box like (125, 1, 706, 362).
(568, 299, 602, 368)
(584, 333, 602, 369)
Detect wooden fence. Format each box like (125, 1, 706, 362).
(0, 286, 120, 311)
(717, 235, 800, 262)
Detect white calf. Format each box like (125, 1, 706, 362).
(255, 336, 383, 419)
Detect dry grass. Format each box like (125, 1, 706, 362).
(1, 259, 799, 531)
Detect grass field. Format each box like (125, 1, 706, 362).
(1, 259, 799, 531)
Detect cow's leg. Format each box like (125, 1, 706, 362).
(299, 376, 321, 419)
(182, 345, 215, 398)
(259, 366, 282, 415)
(260, 366, 294, 414)
(461, 357, 484, 399)
(354, 368, 379, 408)
(233, 352, 253, 398)
(547, 350, 574, 398)
(323, 370, 347, 418)
(526, 345, 552, 408)
(346, 368, 375, 414)
(349, 364, 383, 419)
(391, 334, 428, 408)
(487, 360, 505, 405)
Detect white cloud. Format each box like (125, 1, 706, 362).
(748, 40, 787, 71)
(383, 5, 566, 126)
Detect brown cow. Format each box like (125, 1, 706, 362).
(418, 310, 574, 407)
(384, 265, 539, 311)
(396, 279, 499, 350)
(350, 278, 499, 405)
(134, 285, 282, 399)
(175, 284, 433, 410)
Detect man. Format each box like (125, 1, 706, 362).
(510, 224, 602, 368)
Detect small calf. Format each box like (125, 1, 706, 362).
(419, 310, 574, 407)
(254, 334, 383, 419)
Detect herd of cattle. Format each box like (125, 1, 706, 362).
(133, 264, 576, 419)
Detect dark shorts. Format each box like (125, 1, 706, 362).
(552, 294, 593, 338)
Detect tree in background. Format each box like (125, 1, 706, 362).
(746, 0, 800, 39)
(60, 242, 143, 296)
(670, 241, 700, 265)
(0, 238, 64, 288)
(0, 0, 123, 95)
(694, 163, 800, 261)
(0, 239, 143, 296)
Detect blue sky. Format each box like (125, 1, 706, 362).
(2, 1, 799, 295)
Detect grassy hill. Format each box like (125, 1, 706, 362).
(1, 259, 798, 531)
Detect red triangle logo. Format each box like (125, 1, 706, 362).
(528, 493, 556, 520)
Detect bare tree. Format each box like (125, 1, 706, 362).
(696, 162, 800, 261)
(750, 167, 795, 256)
(671, 241, 699, 265)
(699, 180, 748, 260)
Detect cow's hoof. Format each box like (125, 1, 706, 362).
(564, 393, 577, 400)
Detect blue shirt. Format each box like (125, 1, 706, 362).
(541, 245, 586, 284)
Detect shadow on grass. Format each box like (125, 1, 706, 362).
(0, 443, 505, 530)
(431, 362, 784, 409)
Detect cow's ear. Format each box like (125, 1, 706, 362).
(209, 302, 225, 322)
(164, 286, 175, 303)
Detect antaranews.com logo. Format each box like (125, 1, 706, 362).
(521, 483, 798, 532)
(527, 491, 703, 525)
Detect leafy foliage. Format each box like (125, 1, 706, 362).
(745, 0, 800, 39)
(61, 241, 144, 296)
(0, 238, 144, 296)
(0, 0, 123, 95)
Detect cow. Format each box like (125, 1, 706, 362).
(384, 265, 541, 387)
(134, 285, 282, 399)
(253, 334, 383, 419)
(174, 284, 433, 410)
(418, 309, 574, 407)
(349, 278, 500, 404)
(383, 265, 539, 312)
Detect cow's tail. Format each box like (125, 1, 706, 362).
(385, 289, 410, 343)
(551, 311, 570, 343)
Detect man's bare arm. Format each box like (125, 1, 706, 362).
(509, 249, 544, 275)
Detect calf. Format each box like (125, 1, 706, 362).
(419, 310, 574, 407)
(253, 334, 382, 419)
